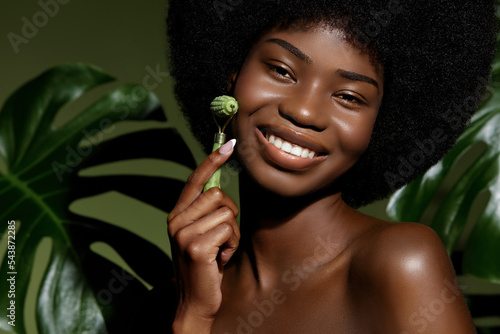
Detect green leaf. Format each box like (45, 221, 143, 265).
(0, 63, 163, 333)
(0, 63, 114, 169)
(386, 38, 500, 283)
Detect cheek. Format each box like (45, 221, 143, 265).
(233, 64, 279, 115)
(336, 114, 377, 158)
(234, 72, 257, 104)
(232, 68, 268, 139)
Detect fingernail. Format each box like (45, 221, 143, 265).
(219, 139, 236, 154)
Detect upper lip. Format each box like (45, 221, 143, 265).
(258, 124, 328, 155)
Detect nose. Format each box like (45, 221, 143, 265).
(278, 82, 329, 132)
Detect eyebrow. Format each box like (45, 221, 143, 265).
(266, 38, 313, 64)
(337, 69, 379, 90)
(266, 38, 379, 90)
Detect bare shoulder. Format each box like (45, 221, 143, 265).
(350, 221, 475, 333)
(351, 221, 454, 290)
(360, 221, 450, 272)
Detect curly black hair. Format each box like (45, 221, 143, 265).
(166, 0, 497, 208)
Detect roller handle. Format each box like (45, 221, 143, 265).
(203, 132, 227, 192)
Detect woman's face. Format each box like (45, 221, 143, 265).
(232, 24, 384, 197)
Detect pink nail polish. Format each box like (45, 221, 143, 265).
(219, 139, 236, 154)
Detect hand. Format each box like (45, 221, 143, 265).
(167, 139, 240, 333)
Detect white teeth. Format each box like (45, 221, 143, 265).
(265, 132, 317, 159)
(274, 138, 283, 149)
(290, 146, 302, 157)
(281, 142, 292, 153)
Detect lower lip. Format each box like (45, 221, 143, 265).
(255, 128, 327, 172)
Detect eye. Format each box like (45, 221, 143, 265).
(266, 64, 294, 80)
(336, 92, 366, 106)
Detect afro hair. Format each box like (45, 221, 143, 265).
(166, 0, 497, 208)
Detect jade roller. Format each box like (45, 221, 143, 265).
(203, 95, 239, 192)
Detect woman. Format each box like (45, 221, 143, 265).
(165, 0, 497, 332)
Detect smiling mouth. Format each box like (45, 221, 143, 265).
(265, 133, 317, 159)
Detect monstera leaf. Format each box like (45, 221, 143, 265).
(386, 32, 500, 332)
(386, 38, 500, 282)
(0, 64, 193, 333)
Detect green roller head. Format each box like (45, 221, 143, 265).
(210, 95, 239, 118)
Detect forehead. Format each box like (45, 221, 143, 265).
(249, 24, 383, 80)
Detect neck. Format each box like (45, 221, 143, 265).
(233, 173, 352, 291)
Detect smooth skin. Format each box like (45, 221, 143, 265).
(167, 24, 475, 333)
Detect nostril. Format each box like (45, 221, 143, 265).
(279, 110, 293, 122)
(278, 110, 323, 132)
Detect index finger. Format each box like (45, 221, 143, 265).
(169, 139, 236, 218)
